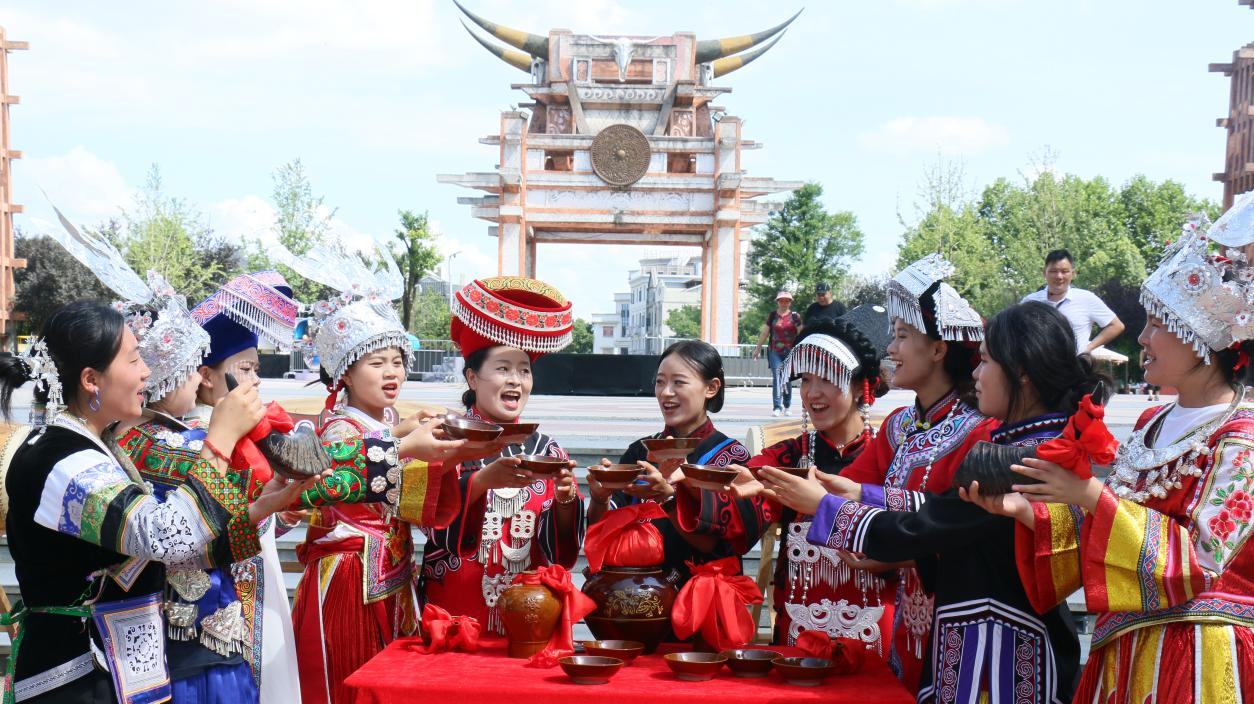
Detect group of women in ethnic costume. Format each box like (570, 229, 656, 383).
(4, 186, 1253, 704)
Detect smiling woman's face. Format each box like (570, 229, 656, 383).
(466, 346, 532, 422)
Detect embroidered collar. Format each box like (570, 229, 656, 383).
(990, 412, 1069, 446)
(663, 418, 714, 440)
(912, 388, 960, 430)
(811, 428, 870, 458)
(336, 404, 389, 432)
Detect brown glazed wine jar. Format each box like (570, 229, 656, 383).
(582, 566, 678, 654)
(498, 576, 562, 658)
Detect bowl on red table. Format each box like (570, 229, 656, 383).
(663, 652, 727, 681)
(440, 416, 503, 442)
(515, 454, 568, 475)
(587, 465, 643, 490)
(679, 463, 738, 492)
(558, 655, 624, 685)
(581, 640, 645, 663)
(771, 656, 836, 686)
(720, 649, 777, 678)
(641, 437, 701, 464)
(497, 422, 539, 444)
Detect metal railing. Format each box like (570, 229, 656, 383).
(284, 340, 459, 378)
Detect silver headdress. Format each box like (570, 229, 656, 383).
(886, 253, 984, 342)
(47, 201, 211, 402)
(276, 244, 409, 384)
(1140, 197, 1254, 364)
(781, 334, 861, 392)
(21, 338, 63, 425)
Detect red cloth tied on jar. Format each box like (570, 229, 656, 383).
(1034, 394, 1117, 480)
(582, 503, 666, 573)
(515, 565, 597, 668)
(228, 401, 295, 488)
(671, 557, 763, 652)
(796, 630, 866, 674)
(413, 604, 482, 654)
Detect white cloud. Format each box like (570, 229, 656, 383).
(858, 116, 1010, 157)
(13, 146, 135, 232)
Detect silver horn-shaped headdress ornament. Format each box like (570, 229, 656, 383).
(44, 195, 211, 405)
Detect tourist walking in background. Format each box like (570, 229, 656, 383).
(754, 289, 802, 416)
(802, 281, 846, 330)
(1021, 249, 1125, 354)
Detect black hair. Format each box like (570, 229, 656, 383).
(1045, 249, 1074, 268)
(1211, 341, 1254, 386)
(793, 319, 888, 398)
(0, 300, 126, 420)
(659, 340, 725, 413)
(985, 301, 1111, 419)
(461, 345, 495, 410)
(917, 282, 981, 405)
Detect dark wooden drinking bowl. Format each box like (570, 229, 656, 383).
(680, 463, 739, 491)
(641, 437, 701, 462)
(663, 652, 727, 681)
(558, 655, 624, 685)
(440, 416, 503, 442)
(580, 640, 645, 663)
(720, 648, 777, 678)
(772, 656, 836, 686)
(515, 454, 568, 475)
(496, 422, 539, 443)
(588, 465, 644, 489)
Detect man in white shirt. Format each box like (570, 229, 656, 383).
(1021, 249, 1125, 354)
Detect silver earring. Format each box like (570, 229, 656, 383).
(88, 388, 101, 412)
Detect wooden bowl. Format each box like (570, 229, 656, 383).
(440, 416, 503, 442)
(581, 640, 645, 663)
(751, 464, 809, 479)
(497, 422, 539, 444)
(772, 656, 836, 686)
(515, 454, 568, 475)
(587, 465, 644, 490)
(558, 655, 624, 685)
(720, 648, 777, 678)
(641, 437, 701, 463)
(663, 652, 727, 681)
(680, 463, 738, 491)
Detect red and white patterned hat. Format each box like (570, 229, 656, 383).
(450, 276, 574, 359)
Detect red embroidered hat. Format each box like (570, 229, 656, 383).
(450, 276, 574, 359)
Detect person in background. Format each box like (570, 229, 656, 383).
(753, 289, 803, 417)
(802, 282, 846, 330)
(1021, 249, 1124, 354)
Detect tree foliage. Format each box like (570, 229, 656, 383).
(117, 166, 232, 304)
(390, 210, 442, 331)
(745, 182, 864, 330)
(568, 318, 594, 354)
(665, 305, 701, 339)
(897, 160, 1220, 359)
(409, 288, 452, 340)
(246, 159, 336, 302)
(14, 229, 114, 334)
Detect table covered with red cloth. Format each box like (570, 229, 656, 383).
(344, 637, 915, 704)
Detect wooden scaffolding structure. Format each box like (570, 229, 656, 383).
(0, 27, 26, 347)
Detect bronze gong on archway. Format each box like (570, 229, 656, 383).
(590, 124, 651, 187)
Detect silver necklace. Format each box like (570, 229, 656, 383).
(1109, 385, 1243, 502)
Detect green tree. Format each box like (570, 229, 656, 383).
(390, 210, 442, 331)
(13, 229, 113, 334)
(118, 165, 227, 304)
(745, 182, 865, 329)
(248, 159, 336, 302)
(738, 306, 765, 345)
(568, 318, 594, 353)
(665, 305, 701, 338)
(410, 287, 452, 340)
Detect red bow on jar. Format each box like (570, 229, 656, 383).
(412, 604, 481, 654)
(795, 630, 866, 674)
(671, 556, 763, 652)
(583, 503, 666, 573)
(227, 402, 296, 489)
(1035, 394, 1117, 480)
(516, 565, 597, 668)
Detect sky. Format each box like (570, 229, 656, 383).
(4, 0, 1252, 319)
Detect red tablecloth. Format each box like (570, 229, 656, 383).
(344, 637, 915, 704)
